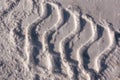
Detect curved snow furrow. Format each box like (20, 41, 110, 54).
(42, 1, 64, 52)
(76, 14, 98, 80)
(42, 1, 65, 74)
(59, 6, 81, 79)
(24, 0, 49, 67)
(94, 19, 116, 73)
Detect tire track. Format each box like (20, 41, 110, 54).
(94, 19, 116, 73)
(7, 0, 117, 79)
(59, 6, 81, 79)
(76, 14, 98, 80)
(42, 1, 64, 52)
(24, 0, 50, 70)
(42, 1, 65, 73)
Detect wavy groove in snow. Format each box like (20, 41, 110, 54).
(76, 14, 98, 80)
(94, 19, 116, 73)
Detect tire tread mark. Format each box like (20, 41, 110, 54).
(42, 1, 64, 73)
(59, 6, 81, 79)
(76, 14, 98, 80)
(94, 19, 116, 73)
(24, 0, 49, 70)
